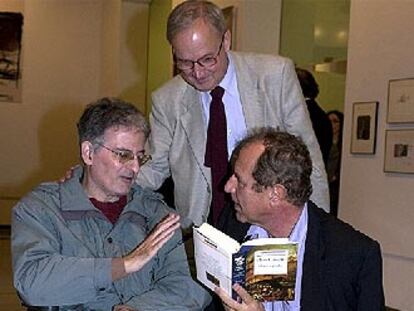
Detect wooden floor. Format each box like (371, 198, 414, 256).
(0, 227, 24, 311)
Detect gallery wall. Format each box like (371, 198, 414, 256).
(0, 0, 149, 224)
(341, 0, 414, 309)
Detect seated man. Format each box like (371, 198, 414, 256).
(215, 128, 385, 310)
(12, 98, 210, 311)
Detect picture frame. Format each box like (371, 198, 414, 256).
(0, 12, 24, 103)
(351, 101, 378, 154)
(387, 77, 414, 123)
(384, 129, 414, 173)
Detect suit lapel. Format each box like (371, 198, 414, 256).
(180, 86, 211, 184)
(230, 52, 265, 129)
(301, 202, 326, 310)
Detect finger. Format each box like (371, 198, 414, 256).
(233, 283, 255, 305)
(214, 286, 240, 310)
(145, 214, 180, 245)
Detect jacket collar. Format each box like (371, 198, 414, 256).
(229, 51, 267, 128)
(300, 201, 329, 309)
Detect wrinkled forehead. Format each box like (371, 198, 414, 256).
(234, 142, 265, 173)
(101, 125, 145, 141)
(172, 19, 222, 52)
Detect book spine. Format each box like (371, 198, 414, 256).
(231, 252, 247, 301)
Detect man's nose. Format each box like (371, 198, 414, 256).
(224, 174, 236, 193)
(192, 63, 205, 79)
(128, 157, 140, 174)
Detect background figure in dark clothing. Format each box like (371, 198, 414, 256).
(327, 110, 344, 217)
(295, 68, 332, 166)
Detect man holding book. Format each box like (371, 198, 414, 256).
(214, 128, 385, 310)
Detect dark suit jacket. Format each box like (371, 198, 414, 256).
(221, 202, 385, 310)
(305, 98, 333, 166)
(303, 202, 385, 310)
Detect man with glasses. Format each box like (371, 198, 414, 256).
(137, 0, 329, 235)
(12, 98, 211, 310)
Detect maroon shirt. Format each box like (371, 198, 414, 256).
(90, 196, 127, 224)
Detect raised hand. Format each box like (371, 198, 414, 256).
(123, 213, 181, 274)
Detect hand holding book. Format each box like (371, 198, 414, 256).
(215, 283, 265, 311)
(193, 223, 298, 302)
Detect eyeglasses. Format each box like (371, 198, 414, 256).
(96, 143, 151, 166)
(174, 34, 224, 71)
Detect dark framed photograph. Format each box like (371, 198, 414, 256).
(0, 12, 23, 103)
(351, 101, 378, 154)
(387, 78, 414, 123)
(384, 129, 414, 173)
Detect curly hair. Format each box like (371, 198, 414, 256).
(77, 97, 149, 146)
(232, 128, 313, 206)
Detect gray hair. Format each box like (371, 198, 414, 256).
(167, 0, 227, 43)
(77, 97, 149, 146)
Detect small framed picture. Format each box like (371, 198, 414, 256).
(384, 129, 414, 173)
(387, 78, 414, 123)
(351, 101, 378, 154)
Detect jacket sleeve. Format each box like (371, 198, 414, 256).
(356, 241, 385, 310)
(123, 230, 212, 311)
(12, 197, 113, 306)
(277, 58, 330, 212)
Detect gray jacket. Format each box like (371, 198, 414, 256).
(138, 52, 329, 227)
(12, 168, 210, 311)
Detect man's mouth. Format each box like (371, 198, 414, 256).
(120, 175, 134, 183)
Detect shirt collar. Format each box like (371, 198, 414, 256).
(245, 203, 308, 243)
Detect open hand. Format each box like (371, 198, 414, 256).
(123, 213, 180, 274)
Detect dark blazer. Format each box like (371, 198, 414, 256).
(301, 202, 385, 310)
(305, 98, 333, 166)
(221, 201, 385, 310)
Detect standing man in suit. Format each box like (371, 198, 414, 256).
(215, 128, 385, 311)
(137, 0, 329, 229)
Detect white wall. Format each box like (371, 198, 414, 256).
(172, 0, 281, 55)
(341, 1, 414, 309)
(0, 0, 149, 224)
(215, 0, 281, 55)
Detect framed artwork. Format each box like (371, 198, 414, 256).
(350, 101, 378, 154)
(0, 12, 23, 103)
(387, 78, 414, 123)
(384, 129, 414, 173)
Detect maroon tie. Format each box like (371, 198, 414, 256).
(205, 86, 228, 226)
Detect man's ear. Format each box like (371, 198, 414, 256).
(223, 29, 232, 51)
(81, 141, 94, 165)
(270, 184, 287, 203)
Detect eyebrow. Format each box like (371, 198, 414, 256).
(234, 172, 247, 186)
(115, 147, 145, 154)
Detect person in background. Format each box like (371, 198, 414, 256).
(215, 127, 385, 311)
(137, 0, 329, 233)
(12, 98, 210, 311)
(327, 110, 344, 217)
(295, 67, 332, 167)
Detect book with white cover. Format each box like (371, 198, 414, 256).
(193, 223, 298, 302)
